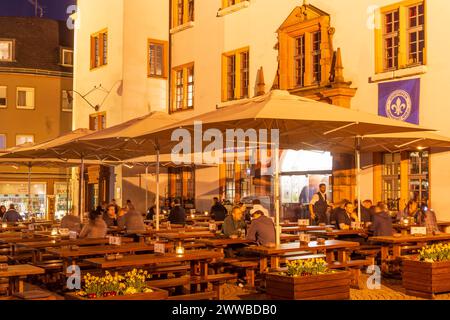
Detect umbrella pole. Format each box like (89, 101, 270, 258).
(274, 144, 281, 247)
(355, 137, 362, 221)
(145, 165, 149, 214)
(156, 149, 160, 231)
(79, 157, 85, 220)
(27, 164, 32, 219)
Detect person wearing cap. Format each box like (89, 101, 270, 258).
(246, 206, 275, 246)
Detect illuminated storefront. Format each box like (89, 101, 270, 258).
(0, 182, 46, 218)
(280, 150, 333, 205)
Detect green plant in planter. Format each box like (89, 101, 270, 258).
(419, 243, 450, 263)
(285, 258, 330, 277)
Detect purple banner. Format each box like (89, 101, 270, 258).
(378, 78, 420, 125)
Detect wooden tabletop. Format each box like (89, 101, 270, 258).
(281, 225, 334, 233)
(308, 229, 368, 237)
(15, 237, 134, 249)
(370, 233, 450, 244)
(46, 243, 155, 258)
(0, 232, 27, 239)
(196, 238, 253, 247)
(157, 231, 216, 240)
(438, 221, 450, 227)
(85, 250, 224, 269)
(0, 265, 45, 278)
(0, 226, 27, 232)
(244, 240, 360, 255)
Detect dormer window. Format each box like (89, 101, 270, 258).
(61, 48, 74, 67)
(0, 39, 14, 62)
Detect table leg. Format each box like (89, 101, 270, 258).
(260, 257, 268, 273)
(270, 256, 280, 270)
(326, 251, 335, 264)
(337, 249, 348, 264)
(380, 246, 389, 273)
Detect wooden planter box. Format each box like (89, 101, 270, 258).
(265, 271, 351, 300)
(403, 259, 450, 299)
(65, 287, 168, 300)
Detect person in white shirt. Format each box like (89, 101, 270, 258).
(309, 184, 330, 225)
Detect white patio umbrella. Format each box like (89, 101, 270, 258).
(77, 112, 181, 230)
(126, 90, 433, 245)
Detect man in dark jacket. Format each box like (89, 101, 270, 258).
(2, 204, 23, 223)
(246, 207, 275, 246)
(210, 197, 228, 221)
(371, 203, 393, 236)
(168, 199, 186, 225)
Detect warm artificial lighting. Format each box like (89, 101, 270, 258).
(51, 228, 58, 236)
(403, 218, 409, 225)
(191, 214, 195, 219)
(1, 223, 7, 228)
(175, 246, 185, 256)
(417, 146, 425, 151)
(204, 211, 209, 216)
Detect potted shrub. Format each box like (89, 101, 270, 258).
(403, 243, 450, 299)
(66, 270, 168, 300)
(266, 258, 352, 300)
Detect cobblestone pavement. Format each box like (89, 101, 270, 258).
(221, 275, 450, 300)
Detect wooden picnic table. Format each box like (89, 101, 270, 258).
(281, 225, 334, 233)
(308, 229, 369, 239)
(157, 231, 216, 241)
(85, 250, 224, 277)
(46, 243, 156, 269)
(196, 238, 253, 248)
(0, 265, 45, 295)
(14, 237, 134, 263)
(370, 233, 450, 273)
(244, 240, 360, 271)
(0, 225, 27, 232)
(438, 221, 450, 233)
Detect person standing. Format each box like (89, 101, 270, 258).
(2, 204, 23, 223)
(309, 184, 329, 225)
(210, 197, 228, 221)
(168, 198, 186, 225)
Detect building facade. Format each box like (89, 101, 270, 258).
(0, 17, 73, 219)
(73, 0, 450, 220)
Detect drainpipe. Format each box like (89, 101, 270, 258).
(168, 0, 173, 114)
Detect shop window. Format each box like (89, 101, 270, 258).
(0, 182, 47, 218)
(168, 167, 195, 205)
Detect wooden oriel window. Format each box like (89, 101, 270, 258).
(171, 63, 194, 112)
(172, 0, 194, 28)
(148, 39, 168, 78)
(89, 113, 106, 131)
(222, 47, 250, 102)
(90, 29, 108, 69)
(375, 0, 426, 73)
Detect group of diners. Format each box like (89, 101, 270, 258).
(309, 183, 440, 237)
(59, 199, 147, 239)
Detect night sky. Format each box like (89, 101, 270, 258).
(0, 0, 76, 21)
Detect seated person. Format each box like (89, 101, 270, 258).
(330, 200, 349, 227)
(424, 208, 440, 234)
(371, 203, 393, 237)
(146, 206, 156, 221)
(404, 200, 426, 225)
(103, 204, 118, 227)
(210, 197, 228, 221)
(79, 210, 107, 239)
(118, 209, 146, 234)
(223, 207, 247, 238)
(246, 206, 275, 246)
(60, 213, 82, 234)
(168, 198, 186, 225)
(336, 202, 359, 230)
(361, 200, 373, 225)
(2, 204, 23, 223)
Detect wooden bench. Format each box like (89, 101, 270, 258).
(148, 273, 237, 300)
(0, 256, 7, 263)
(228, 261, 258, 288)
